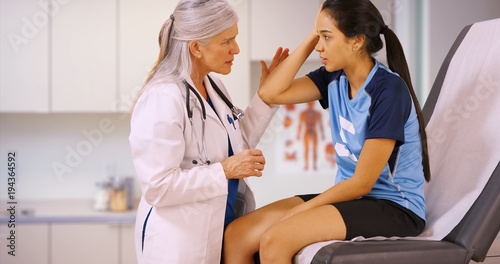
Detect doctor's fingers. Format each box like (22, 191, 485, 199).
(243, 149, 266, 163)
(247, 153, 266, 166)
(244, 148, 263, 156)
(234, 152, 266, 169)
(268, 47, 290, 73)
(238, 165, 264, 178)
(240, 160, 266, 178)
(225, 165, 263, 179)
(260, 48, 283, 78)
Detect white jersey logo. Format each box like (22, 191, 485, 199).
(335, 116, 358, 161)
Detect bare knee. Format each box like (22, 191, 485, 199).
(224, 220, 244, 247)
(259, 228, 291, 263)
(223, 219, 259, 264)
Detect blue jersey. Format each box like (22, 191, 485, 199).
(307, 60, 426, 220)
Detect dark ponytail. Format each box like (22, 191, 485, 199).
(383, 29, 430, 182)
(323, 0, 431, 182)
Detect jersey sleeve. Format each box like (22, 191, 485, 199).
(306, 66, 339, 109)
(366, 76, 412, 146)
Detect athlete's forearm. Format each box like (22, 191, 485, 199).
(304, 138, 396, 208)
(258, 32, 319, 104)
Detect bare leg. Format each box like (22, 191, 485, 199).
(259, 205, 347, 264)
(223, 197, 304, 264)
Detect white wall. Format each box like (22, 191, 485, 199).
(421, 0, 500, 102)
(0, 113, 138, 201)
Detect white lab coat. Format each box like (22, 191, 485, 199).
(129, 74, 278, 264)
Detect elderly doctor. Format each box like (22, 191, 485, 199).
(129, 0, 287, 263)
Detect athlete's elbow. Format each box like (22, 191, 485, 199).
(352, 179, 376, 197)
(258, 88, 275, 105)
(359, 186, 373, 197)
(360, 182, 376, 197)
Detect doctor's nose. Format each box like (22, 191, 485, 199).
(231, 41, 240, 55)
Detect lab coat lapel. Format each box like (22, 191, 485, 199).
(182, 77, 223, 127)
(183, 77, 226, 138)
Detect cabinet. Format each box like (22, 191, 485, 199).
(0, 223, 49, 264)
(0, 0, 117, 113)
(51, 223, 120, 264)
(1, 0, 182, 113)
(51, 0, 117, 112)
(49, 222, 134, 264)
(0, 0, 49, 112)
(120, 223, 136, 264)
(118, 0, 177, 112)
(0, 222, 135, 264)
(2, 0, 255, 112)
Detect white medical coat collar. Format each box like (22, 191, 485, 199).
(182, 74, 233, 126)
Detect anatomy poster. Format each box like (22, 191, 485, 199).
(276, 101, 337, 174)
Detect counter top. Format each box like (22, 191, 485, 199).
(0, 199, 136, 224)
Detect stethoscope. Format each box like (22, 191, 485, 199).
(184, 76, 245, 165)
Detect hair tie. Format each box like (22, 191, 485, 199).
(166, 14, 175, 50)
(380, 25, 388, 35)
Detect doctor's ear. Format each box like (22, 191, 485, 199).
(189, 41, 203, 59)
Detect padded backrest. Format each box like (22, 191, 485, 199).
(443, 162, 500, 262)
(422, 21, 500, 262)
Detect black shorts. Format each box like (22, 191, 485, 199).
(296, 194, 425, 240)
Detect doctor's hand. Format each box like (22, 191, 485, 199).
(221, 149, 266, 179)
(259, 47, 289, 88)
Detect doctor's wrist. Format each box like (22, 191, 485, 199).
(220, 160, 231, 179)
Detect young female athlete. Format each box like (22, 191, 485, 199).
(222, 0, 430, 263)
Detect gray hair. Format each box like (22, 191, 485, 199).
(132, 0, 238, 109)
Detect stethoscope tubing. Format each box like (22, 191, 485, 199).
(183, 77, 244, 165)
(185, 80, 211, 165)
